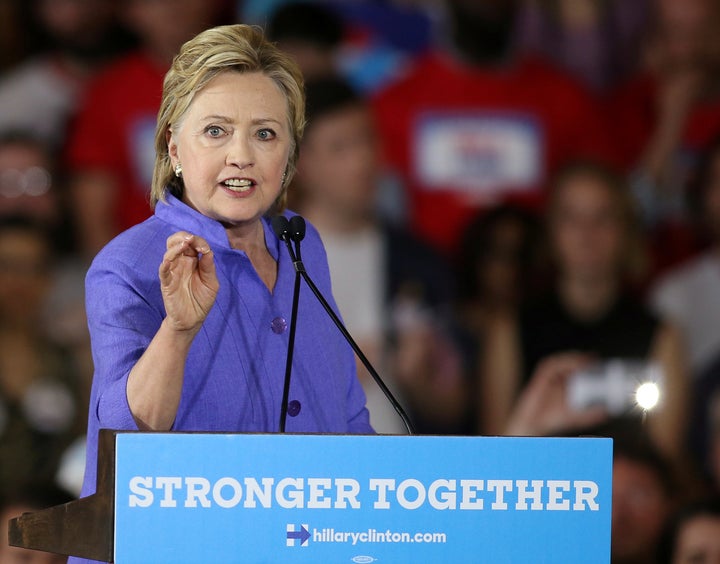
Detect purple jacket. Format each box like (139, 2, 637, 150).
(72, 196, 372, 562)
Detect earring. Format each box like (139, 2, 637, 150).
(174, 163, 183, 178)
(281, 171, 287, 186)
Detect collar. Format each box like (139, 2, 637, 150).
(154, 193, 281, 261)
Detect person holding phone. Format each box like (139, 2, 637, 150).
(480, 161, 688, 461)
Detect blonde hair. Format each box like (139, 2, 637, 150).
(150, 24, 306, 213)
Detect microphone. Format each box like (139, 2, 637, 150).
(289, 215, 306, 244)
(272, 214, 416, 435)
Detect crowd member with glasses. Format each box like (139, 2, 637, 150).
(0, 131, 64, 241)
(0, 215, 87, 499)
(0, 129, 92, 423)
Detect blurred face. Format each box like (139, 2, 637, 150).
(655, 0, 716, 68)
(478, 218, 528, 306)
(550, 174, 625, 281)
(276, 41, 335, 80)
(124, 0, 220, 59)
(673, 515, 720, 564)
(0, 143, 57, 223)
(36, 0, 115, 45)
(168, 72, 291, 234)
(611, 457, 670, 561)
(0, 227, 51, 327)
(297, 104, 378, 219)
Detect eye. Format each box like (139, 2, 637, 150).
(204, 125, 226, 138)
(257, 128, 276, 141)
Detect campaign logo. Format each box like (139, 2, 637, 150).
(286, 523, 310, 547)
(414, 112, 543, 198)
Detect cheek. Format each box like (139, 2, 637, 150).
(262, 145, 292, 179)
(593, 224, 625, 259)
(551, 225, 579, 259)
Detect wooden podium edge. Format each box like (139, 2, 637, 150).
(8, 428, 117, 562)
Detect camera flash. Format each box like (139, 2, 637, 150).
(635, 382, 660, 411)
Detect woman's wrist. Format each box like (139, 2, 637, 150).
(160, 316, 203, 339)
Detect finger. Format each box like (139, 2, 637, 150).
(166, 234, 215, 265)
(165, 232, 213, 259)
(186, 235, 213, 257)
(537, 352, 595, 381)
(197, 246, 217, 279)
(160, 242, 192, 277)
(166, 231, 194, 250)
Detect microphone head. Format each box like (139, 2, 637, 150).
(289, 215, 306, 242)
(271, 215, 290, 241)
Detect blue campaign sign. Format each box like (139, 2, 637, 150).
(114, 433, 612, 563)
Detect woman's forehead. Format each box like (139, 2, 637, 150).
(188, 72, 288, 117)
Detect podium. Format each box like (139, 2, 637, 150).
(9, 430, 612, 563)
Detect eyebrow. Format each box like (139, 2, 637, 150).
(199, 115, 284, 126)
(200, 114, 233, 123)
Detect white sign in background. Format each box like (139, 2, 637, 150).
(414, 113, 543, 196)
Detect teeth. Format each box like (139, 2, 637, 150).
(225, 178, 252, 188)
(224, 178, 253, 189)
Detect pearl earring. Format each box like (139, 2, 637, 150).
(281, 171, 287, 186)
(174, 163, 183, 178)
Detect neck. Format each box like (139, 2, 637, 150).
(225, 219, 267, 255)
(558, 273, 618, 321)
(226, 219, 277, 292)
(447, 7, 517, 66)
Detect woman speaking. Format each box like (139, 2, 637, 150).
(75, 23, 374, 524)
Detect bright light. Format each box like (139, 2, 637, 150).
(635, 382, 660, 411)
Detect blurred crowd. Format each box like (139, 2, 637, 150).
(3, 0, 720, 562)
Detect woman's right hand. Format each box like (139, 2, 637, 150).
(159, 232, 219, 333)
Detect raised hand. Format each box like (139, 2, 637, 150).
(159, 231, 219, 333)
(505, 352, 608, 437)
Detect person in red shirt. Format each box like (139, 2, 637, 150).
(65, 0, 227, 259)
(372, 0, 616, 257)
(610, 0, 720, 270)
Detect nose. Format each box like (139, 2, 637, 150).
(226, 133, 254, 169)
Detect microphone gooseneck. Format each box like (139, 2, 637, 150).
(272, 215, 302, 433)
(273, 214, 416, 435)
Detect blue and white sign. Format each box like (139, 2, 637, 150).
(114, 434, 612, 563)
(414, 112, 543, 198)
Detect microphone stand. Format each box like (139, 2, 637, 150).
(279, 235, 302, 433)
(278, 218, 415, 435)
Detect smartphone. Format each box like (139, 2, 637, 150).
(566, 359, 663, 416)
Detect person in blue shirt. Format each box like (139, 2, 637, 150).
(75, 24, 374, 540)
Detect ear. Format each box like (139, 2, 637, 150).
(167, 128, 179, 166)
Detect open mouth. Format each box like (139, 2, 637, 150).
(222, 178, 255, 192)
